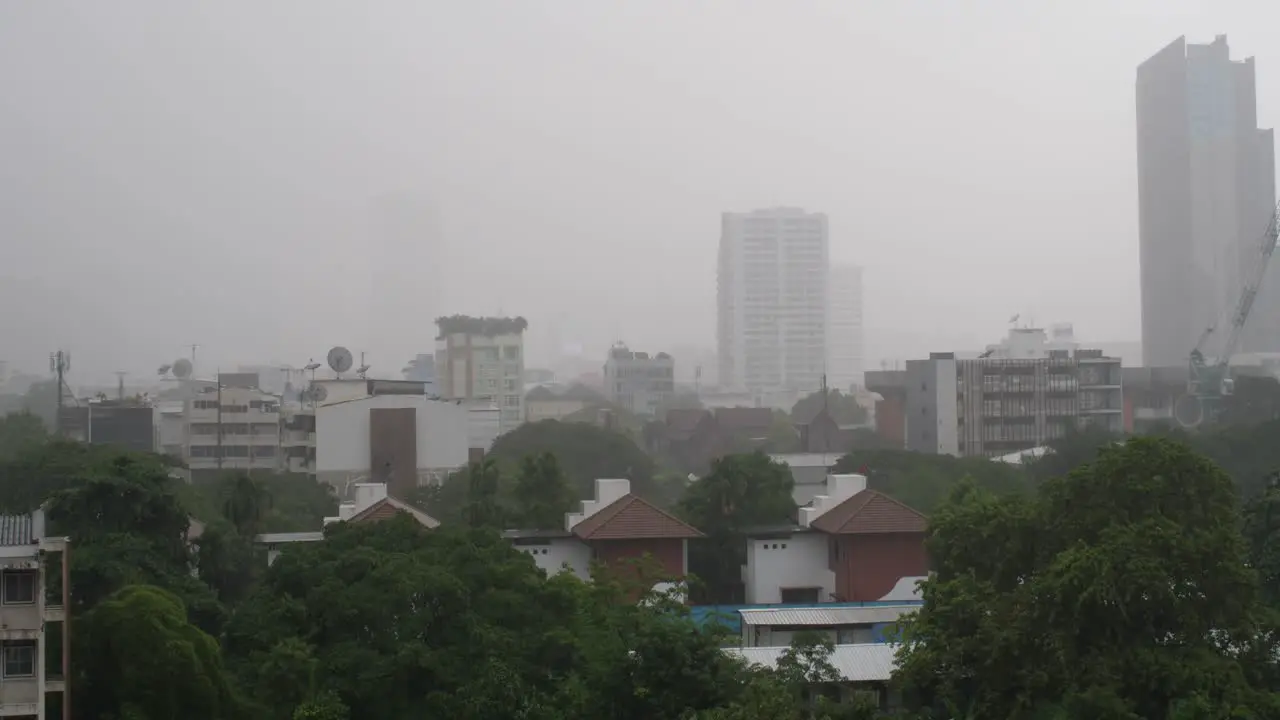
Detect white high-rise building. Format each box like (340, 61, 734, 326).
(717, 207, 829, 395)
(827, 265, 864, 392)
(434, 316, 527, 433)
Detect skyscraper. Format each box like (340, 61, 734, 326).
(827, 264, 864, 392)
(717, 207, 829, 395)
(1136, 35, 1277, 368)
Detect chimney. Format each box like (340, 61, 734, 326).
(799, 473, 868, 527)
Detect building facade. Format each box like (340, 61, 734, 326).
(718, 208, 829, 396)
(827, 264, 865, 392)
(0, 510, 69, 719)
(162, 374, 288, 477)
(1137, 35, 1278, 368)
(603, 343, 674, 417)
(434, 316, 526, 433)
(904, 345, 1123, 458)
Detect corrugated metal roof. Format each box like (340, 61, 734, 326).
(254, 532, 324, 544)
(738, 605, 916, 627)
(725, 644, 897, 683)
(0, 515, 34, 547)
(770, 453, 841, 468)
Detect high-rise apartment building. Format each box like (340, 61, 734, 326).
(1136, 35, 1277, 368)
(717, 207, 829, 395)
(434, 316, 526, 433)
(827, 264, 864, 392)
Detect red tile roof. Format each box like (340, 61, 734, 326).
(571, 494, 704, 540)
(348, 496, 441, 528)
(808, 490, 927, 535)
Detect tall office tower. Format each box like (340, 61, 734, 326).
(717, 207, 829, 394)
(827, 264, 865, 392)
(1137, 35, 1277, 368)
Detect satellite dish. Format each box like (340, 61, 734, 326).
(1174, 394, 1204, 429)
(309, 385, 329, 403)
(172, 358, 193, 379)
(327, 346, 354, 375)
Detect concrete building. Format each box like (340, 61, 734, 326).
(1137, 35, 1278, 368)
(311, 379, 470, 498)
(434, 316, 527, 434)
(504, 478, 703, 589)
(903, 329, 1124, 458)
(740, 473, 928, 605)
(0, 510, 69, 719)
(59, 401, 156, 454)
(166, 374, 287, 477)
(828, 264, 865, 392)
(603, 343, 674, 417)
(718, 207, 829, 397)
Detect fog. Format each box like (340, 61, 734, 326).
(1, 0, 1276, 382)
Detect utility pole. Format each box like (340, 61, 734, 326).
(114, 371, 127, 401)
(50, 351, 70, 436)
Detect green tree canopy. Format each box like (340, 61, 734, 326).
(512, 452, 576, 530)
(832, 448, 1029, 515)
(896, 436, 1280, 718)
(678, 452, 797, 603)
(790, 390, 868, 426)
(78, 584, 238, 720)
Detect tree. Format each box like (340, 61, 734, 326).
(678, 453, 796, 603)
(512, 452, 576, 530)
(464, 457, 504, 529)
(489, 420, 659, 500)
(0, 411, 47, 461)
(790, 390, 868, 426)
(831, 448, 1028, 515)
(77, 585, 238, 720)
(218, 472, 272, 537)
(896, 437, 1280, 718)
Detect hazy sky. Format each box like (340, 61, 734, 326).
(1, 1, 1277, 383)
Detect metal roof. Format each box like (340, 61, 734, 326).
(738, 605, 916, 627)
(254, 532, 324, 545)
(0, 515, 34, 547)
(725, 644, 897, 683)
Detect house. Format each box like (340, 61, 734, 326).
(769, 453, 841, 506)
(797, 407, 857, 454)
(0, 510, 69, 718)
(255, 482, 439, 565)
(646, 407, 776, 475)
(742, 473, 928, 604)
(505, 478, 703, 590)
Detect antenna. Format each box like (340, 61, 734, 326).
(49, 350, 70, 436)
(114, 371, 127, 401)
(356, 352, 370, 380)
(327, 346, 354, 377)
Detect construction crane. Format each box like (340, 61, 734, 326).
(1176, 199, 1280, 428)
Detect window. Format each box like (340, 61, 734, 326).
(780, 587, 821, 604)
(837, 626, 876, 644)
(3, 642, 34, 678)
(3, 572, 35, 604)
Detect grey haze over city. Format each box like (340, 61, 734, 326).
(1, 0, 1276, 385)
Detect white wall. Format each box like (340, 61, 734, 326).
(931, 359, 959, 456)
(315, 395, 469, 480)
(514, 538, 592, 580)
(743, 532, 836, 604)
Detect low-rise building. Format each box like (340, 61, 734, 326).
(741, 473, 928, 604)
(504, 478, 703, 590)
(0, 510, 69, 719)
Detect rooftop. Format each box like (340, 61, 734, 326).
(570, 494, 703, 541)
(738, 604, 916, 627)
(0, 514, 34, 547)
(808, 490, 928, 535)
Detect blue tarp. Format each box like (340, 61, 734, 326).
(689, 600, 923, 635)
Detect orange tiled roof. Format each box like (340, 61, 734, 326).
(808, 490, 927, 535)
(571, 494, 704, 540)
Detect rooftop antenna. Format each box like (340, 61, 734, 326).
(356, 351, 371, 380)
(50, 350, 70, 435)
(304, 359, 321, 384)
(114, 371, 127, 401)
(327, 346, 354, 379)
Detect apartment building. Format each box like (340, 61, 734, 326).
(0, 510, 68, 719)
(718, 207, 829, 396)
(603, 343, 674, 417)
(904, 329, 1123, 458)
(434, 316, 527, 433)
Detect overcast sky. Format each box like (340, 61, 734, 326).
(1, 0, 1277, 383)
